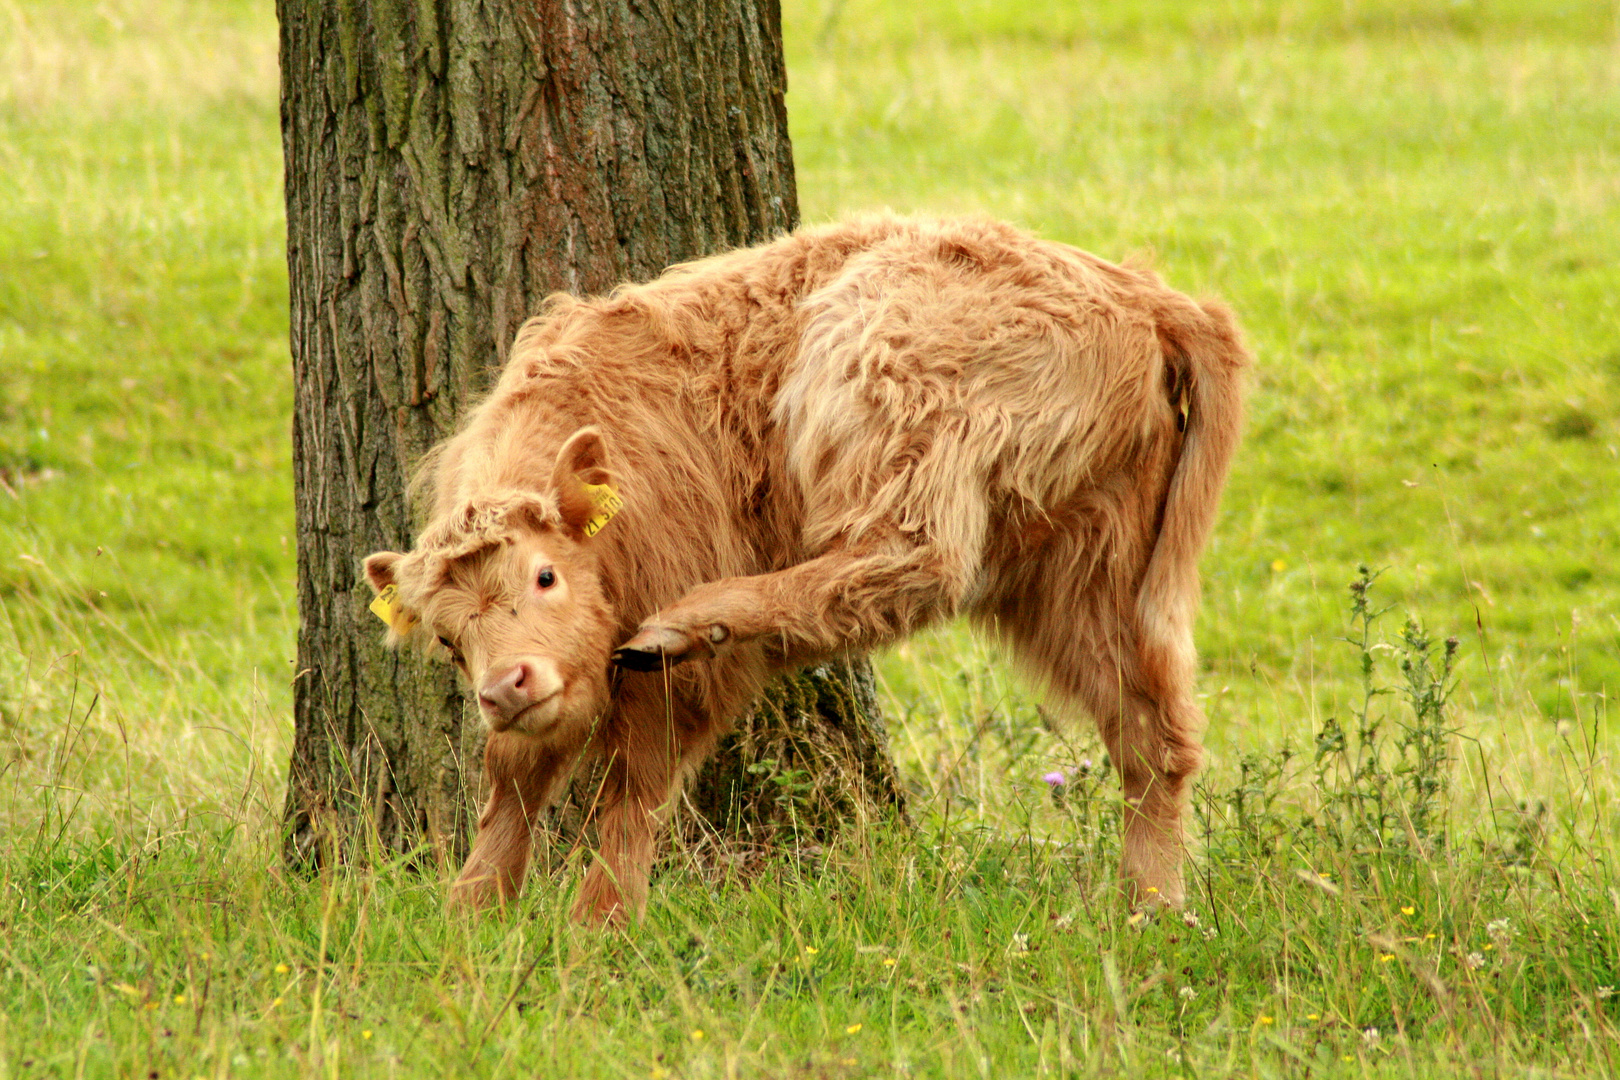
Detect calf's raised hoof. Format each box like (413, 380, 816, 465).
(612, 622, 725, 670)
(610, 645, 668, 671)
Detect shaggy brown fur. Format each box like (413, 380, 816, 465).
(363, 214, 1249, 925)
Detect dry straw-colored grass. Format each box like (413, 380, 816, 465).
(0, 0, 275, 115)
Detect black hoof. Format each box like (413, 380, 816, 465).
(610, 646, 669, 672)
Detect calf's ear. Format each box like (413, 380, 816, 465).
(362, 551, 420, 639)
(552, 427, 617, 537)
(363, 551, 403, 594)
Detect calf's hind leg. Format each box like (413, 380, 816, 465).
(999, 589, 1205, 909)
(615, 541, 970, 669)
(1099, 683, 1202, 909)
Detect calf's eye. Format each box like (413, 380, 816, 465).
(537, 567, 557, 589)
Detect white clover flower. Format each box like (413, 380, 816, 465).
(1361, 1027, 1381, 1044)
(1009, 933, 1031, 955)
(1485, 919, 1513, 942)
(1178, 986, 1197, 1001)
(1181, 910, 1201, 930)
(1465, 952, 1486, 970)
(1597, 986, 1615, 1001)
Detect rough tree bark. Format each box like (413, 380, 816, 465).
(279, 0, 904, 869)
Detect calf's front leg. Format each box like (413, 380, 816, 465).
(570, 689, 703, 926)
(449, 731, 577, 910)
(570, 760, 664, 927)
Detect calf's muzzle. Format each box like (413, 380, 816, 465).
(477, 658, 563, 729)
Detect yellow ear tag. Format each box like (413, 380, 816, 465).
(581, 482, 623, 538)
(369, 583, 418, 634)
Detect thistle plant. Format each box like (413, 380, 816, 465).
(1307, 566, 1458, 858)
(1196, 566, 1466, 871)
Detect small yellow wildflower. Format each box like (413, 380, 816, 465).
(1145, 887, 1159, 895)
(1424, 933, 1437, 940)
(1379, 953, 1397, 963)
(1271, 559, 1287, 572)
(1400, 906, 1415, 916)
(271, 997, 284, 1008)
(362, 1030, 373, 1040)
(1484, 943, 1495, 951)
(1258, 1016, 1274, 1026)
(199, 952, 211, 962)
(690, 1029, 705, 1042)
(274, 963, 290, 974)
(804, 946, 818, 955)
(1306, 1013, 1320, 1020)
(173, 994, 187, 1005)
(846, 1023, 863, 1035)
(882, 958, 897, 967)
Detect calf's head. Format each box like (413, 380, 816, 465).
(363, 428, 622, 739)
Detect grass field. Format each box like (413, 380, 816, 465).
(2, 0, 1619, 1075)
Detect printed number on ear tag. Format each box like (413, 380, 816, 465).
(369, 583, 418, 634)
(582, 483, 623, 538)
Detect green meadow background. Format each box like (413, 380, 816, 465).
(1, 0, 1617, 1075)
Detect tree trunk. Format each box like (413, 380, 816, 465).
(279, 0, 903, 869)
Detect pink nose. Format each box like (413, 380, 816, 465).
(477, 660, 559, 726)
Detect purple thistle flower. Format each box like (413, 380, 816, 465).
(1042, 770, 1066, 788)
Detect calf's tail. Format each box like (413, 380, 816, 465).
(1136, 298, 1250, 699)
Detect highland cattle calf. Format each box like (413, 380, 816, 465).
(363, 215, 1248, 925)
